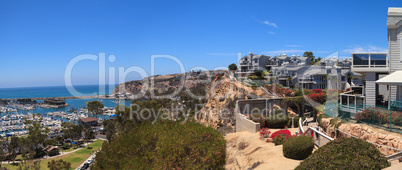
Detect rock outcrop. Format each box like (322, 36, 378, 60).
(196, 74, 268, 130)
(320, 118, 402, 155)
(112, 71, 218, 96)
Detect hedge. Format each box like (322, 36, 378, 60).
(283, 136, 314, 160)
(287, 116, 305, 128)
(272, 133, 293, 146)
(92, 121, 226, 169)
(266, 114, 289, 128)
(295, 137, 390, 169)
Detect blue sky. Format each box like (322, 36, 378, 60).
(0, 0, 400, 88)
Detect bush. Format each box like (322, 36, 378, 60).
(259, 128, 271, 139)
(92, 121, 226, 169)
(61, 143, 70, 150)
(251, 114, 266, 128)
(228, 63, 237, 71)
(287, 116, 305, 128)
(266, 114, 289, 128)
(270, 129, 291, 139)
(296, 137, 390, 169)
(283, 136, 314, 160)
(272, 133, 293, 146)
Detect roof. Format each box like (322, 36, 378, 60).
(388, 7, 402, 15)
(376, 71, 402, 85)
(277, 56, 289, 60)
(80, 117, 98, 123)
(299, 57, 309, 61)
(44, 145, 58, 152)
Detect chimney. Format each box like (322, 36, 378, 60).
(249, 52, 254, 58)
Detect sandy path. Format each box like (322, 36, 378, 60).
(225, 129, 301, 170)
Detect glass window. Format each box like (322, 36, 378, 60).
(370, 54, 387, 65)
(353, 54, 369, 65)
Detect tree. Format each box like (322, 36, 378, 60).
(8, 136, 19, 163)
(282, 96, 307, 117)
(254, 70, 263, 77)
(287, 77, 293, 87)
(87, 100, 104, 116)
(228, 63, 237, 71)
(62, 122, 83, 141)
(23, 116, 49, 159)
(84, 125, 96, 147)
(92, 121, 226, 169)
(48, 159, 71, 170)
(54, 135, 64, 145)
(303, 51, 321, 65)
(44, 139, 57, 147)
(303, 51, 315, 61)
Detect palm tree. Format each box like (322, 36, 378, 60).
(287, 77, 293, 87)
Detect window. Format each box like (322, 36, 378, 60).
(353, 54, 369, 65)
(370, 54, 387, 65)
(400, 38, 402, 61)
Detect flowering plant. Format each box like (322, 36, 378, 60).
(270, 129, 291, 139)
(259, 127, 271, 139)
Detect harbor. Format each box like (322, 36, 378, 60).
(0, 97, 133, 137)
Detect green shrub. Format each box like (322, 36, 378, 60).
(251, 114, 266, 128)
(272, 133, 293, 146)
(228, 63, 237, 71)
(92, 121, 226, 169)
(296, 137, 390, 169)
(287, 116, 305, 128)
(283, 136, 314, 160)
(61, 143, 70, 150)
(266, 114, 289, 128)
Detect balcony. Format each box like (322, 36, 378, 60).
(266, 61, 279, 67)
(351, 53, 389, 73)
(339, 87, 365, 117)
(239, 62, 251, 66)
(299, 78, 315, 83)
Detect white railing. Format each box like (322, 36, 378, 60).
(336, 128, 402, 161)
(299, 117, 304, 134)
(305, 127, 334, 147)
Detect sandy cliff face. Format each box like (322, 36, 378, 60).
(196, 74, 267, 129)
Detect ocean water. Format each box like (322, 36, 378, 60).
(0, 84, 117, 99)
(0, 84, 133, 116)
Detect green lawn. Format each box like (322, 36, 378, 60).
(2, 139, 104, 170)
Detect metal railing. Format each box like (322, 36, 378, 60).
(299, 117, 304, 134)
(305, 127, 334, 147)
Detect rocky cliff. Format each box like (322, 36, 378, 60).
(196, 73, 268, 130)
(112, 71, 218, 96)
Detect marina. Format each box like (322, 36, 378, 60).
(0, 97, 132, 137)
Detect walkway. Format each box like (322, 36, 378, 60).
(302, 117, 332, 147)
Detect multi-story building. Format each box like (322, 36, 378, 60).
(377, 7, 402, 107)
(340, 7, 402, 116)
(237, 52, 271, 76)
(236, 51, 358, 91)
